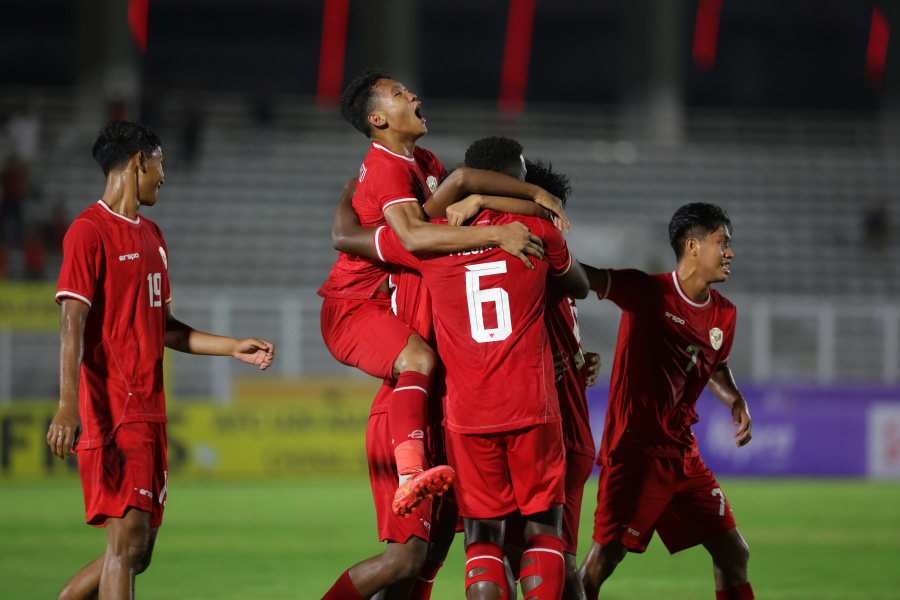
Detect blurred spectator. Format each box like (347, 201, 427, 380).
(45, 204, 70, 253)
(23, 226, 46, 280)
(1, 153, 29, 245)
(862, 201, 890, 253)
(5, 99, 41, 165)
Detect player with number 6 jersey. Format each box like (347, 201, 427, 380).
(375, 210, 589, 600)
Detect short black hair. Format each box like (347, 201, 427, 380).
(340, 68, 390, 137)
(464, 136, 524, 179)
(92, 120, 162, 177)
(668, 203, 732, 260)
(524, 159, 572, 208)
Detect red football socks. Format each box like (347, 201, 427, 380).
(465, 541, 508, 599)
(390, 371, 431, 475)
(409, 560, 443, 600)
(716, 582, 755, 600)
(321, 570, 364, 600)
(520, 534, 565, 600)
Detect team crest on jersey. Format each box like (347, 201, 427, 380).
(426, 175, 437, 193)
(709, 327, 723, 350)
(159, 247, 168, 270)
(359, 164, 367, 182)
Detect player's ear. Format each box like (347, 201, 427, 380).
(135, 150, 147, 173)
(686, 237, 699, 257)
(368, 111, 386, 129)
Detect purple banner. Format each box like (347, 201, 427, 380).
(585, 382, 900, 476)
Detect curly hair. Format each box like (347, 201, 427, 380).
(340, 68, 390, 137)
(92, 121, 162, 176)
(463, 136, 525, 179)
(524, 159, 572, 208)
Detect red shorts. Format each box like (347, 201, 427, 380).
(320, 296, 417, 379)
(77, 422, 168, 528)
(446, 423, 565, 519)
(367, 412, 435, 543)
(592, 453, 736, 554)
(561, 450, 595, 555)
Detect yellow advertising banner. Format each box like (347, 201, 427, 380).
(0, 283, 60, 331)
(0, 379, 379, 480)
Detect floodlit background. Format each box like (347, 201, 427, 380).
(1, 1, 899, 598)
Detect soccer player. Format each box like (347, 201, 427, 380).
(577, 203, 754, 600)
(46, 121, 275, 600)
(319, 68, 568, 517)
(375, 199, 588, 600)
(453, 139, 600, 600)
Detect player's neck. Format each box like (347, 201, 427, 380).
(101, 172, 141, 219)
(675, 264, 711, 303)
(371, 132, 419, 158)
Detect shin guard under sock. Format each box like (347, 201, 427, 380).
(465, 541, 508, 599)
(520, 534, 565, 600)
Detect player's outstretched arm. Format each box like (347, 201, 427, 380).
(47, 298, 89, 459)
(332, 178, 379, 260)
(165, 306, 275, 370)
(581, 263, 610, 297)
(384, 201, 544, 268)
(708, 360, 752, 447)
(552, 258, 590, 299)
(446, 194, 552, 227)
(423, 167, 569, 232)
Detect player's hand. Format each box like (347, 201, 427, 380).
(731, 397, 752, 447)
(553, 350, 570, 382)
(584, 352, 601, 386)
(234, 338, 275, 370)
(446, 195, 484, 227)
(497, 222, 543, 269)
(533, 189, 570, 234)
(46, 405, 82, 460)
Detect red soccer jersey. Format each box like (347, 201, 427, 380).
(545, 283, 595, 458)
(56, 200, 171, 450)
(376, 211, 574, 434)
(598, 269, 736, 458)
(318, 142, 447, 299)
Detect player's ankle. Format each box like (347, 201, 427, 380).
(394, 440, 427, 475)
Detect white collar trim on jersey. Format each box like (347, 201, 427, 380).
(671, 270, 710, 308)
(97, 199, 141, 224)
(372, 142, 416, 163)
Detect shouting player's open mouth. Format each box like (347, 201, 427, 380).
(415, 104, 425, 123)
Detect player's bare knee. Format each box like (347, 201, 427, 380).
(395, 337, 435, 375)
(384, 540, 427, 581)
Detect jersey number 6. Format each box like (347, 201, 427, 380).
(465, 261, 512, 343)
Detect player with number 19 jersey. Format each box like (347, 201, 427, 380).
(598, 269, 737, 459)
(56, 199, 171, 450)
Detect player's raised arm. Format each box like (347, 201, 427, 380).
(384, 201, 544, 268)
(446, 194, 551, 227)
(707, 360, 752, 447)
(332, 177, 380, 260)
(423, 166, 569, 231)
(47, 298, 89, 459)
(164, 306, 275, 370)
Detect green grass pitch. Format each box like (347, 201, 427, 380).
(2, 478, 899, 599)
